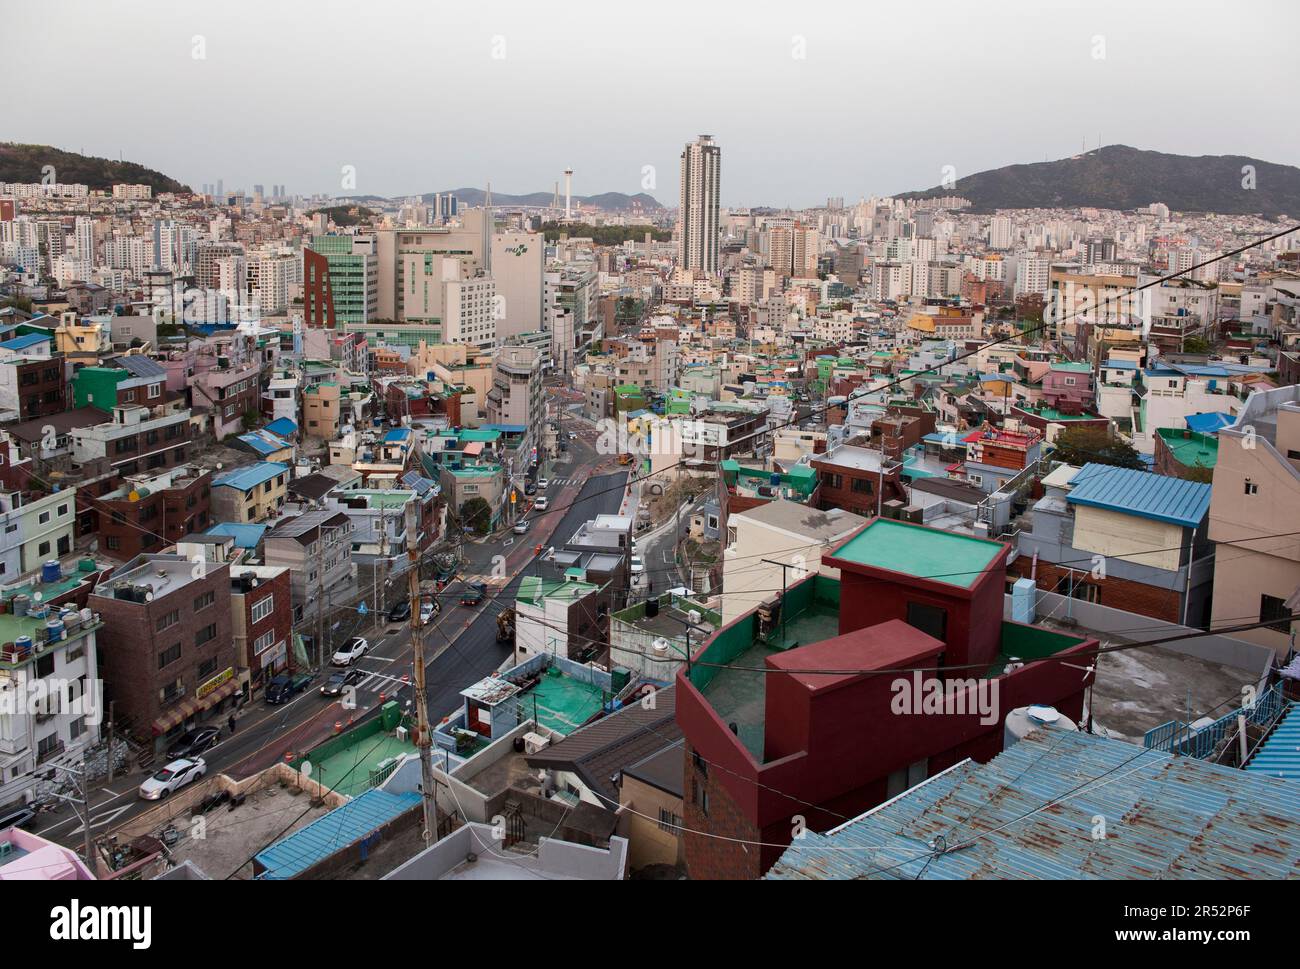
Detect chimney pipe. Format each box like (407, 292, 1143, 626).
(563, 169, 573, 220)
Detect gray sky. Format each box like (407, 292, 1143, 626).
(9, 0, 1296, 207)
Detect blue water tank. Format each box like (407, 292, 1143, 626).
(1011, 577, 1037, 624)
(41, 560, 61, 584)
(45, 620, 64, 643)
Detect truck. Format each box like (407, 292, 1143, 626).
(496, 607, 516, 644)
(265, 672, 313, 705)
(459, 581, 488, 606)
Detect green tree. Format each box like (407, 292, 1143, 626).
(459, 497, 492, 536)
(1182, 336, 1212, 354)
(1051, 425, 1145, 470)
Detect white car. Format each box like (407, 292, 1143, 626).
(331, 636, 369, 666)
(534, 497, 549, 511)
(513, 519, 530, 535)
(419, 600, 438, 625)
(138, 758, 206, 800)
(537, 478, 551, 490)
(630, 555, 644, 575)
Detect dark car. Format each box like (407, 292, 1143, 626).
(387, 600, 412, 623)
(460, 581, 488, 606)
(320, 667, 365, 697)
(525, 482, 537, 495)
(0, 805, 37, 832)
(166, 727, 221, 760)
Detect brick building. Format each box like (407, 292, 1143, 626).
(91, 553, 238, 754)
(97, 465, 212, 560)
(228, 565, 293, 687)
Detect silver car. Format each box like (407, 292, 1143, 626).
(138, 758, 207, 800)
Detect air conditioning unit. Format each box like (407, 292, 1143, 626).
(523, 732, 550, 755)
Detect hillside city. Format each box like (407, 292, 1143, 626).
(0, 130, 1298, 891)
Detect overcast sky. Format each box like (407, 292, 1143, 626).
(9, 0, 1295, 207)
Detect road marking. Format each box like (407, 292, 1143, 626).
(68, 804, 132, 836)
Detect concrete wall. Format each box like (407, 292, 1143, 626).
(1011, 591, 1274, 682)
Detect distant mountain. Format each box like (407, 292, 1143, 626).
(423, 187, 665, 211)
(0, 142, 190, 194)
(899, 145, 1300, 217)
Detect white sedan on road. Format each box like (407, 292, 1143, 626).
(331, 636, 369, 666)
(138, 758, 206, 800)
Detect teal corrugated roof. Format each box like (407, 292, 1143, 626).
(1246, 703, 1300, 782)
(254, 788, 421, 880)
(1066, 463, 1210, 528)
(767, 729, 1300, 880)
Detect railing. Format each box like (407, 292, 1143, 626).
(1143, 683, 1286, 759)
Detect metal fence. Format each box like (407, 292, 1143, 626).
(1143, 683, 1287, 759)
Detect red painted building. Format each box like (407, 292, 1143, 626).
(302, 248, 336, 328)
(675, 518, 1097, 879)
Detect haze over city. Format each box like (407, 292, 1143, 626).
(10, 0, 1298, 205)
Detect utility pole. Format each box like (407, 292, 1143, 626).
(405, 500, 438, 846)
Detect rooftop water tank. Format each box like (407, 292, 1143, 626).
(1003, 705, 1078, 750)
(41, 561, 61, 584)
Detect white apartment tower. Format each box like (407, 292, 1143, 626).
(678, 135, 721, 275)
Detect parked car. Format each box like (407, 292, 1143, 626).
(320, 667, 365, 697)
(630, 555, 645, 575)
(460, 581, 488, 606)
(419, 600, 439, 625)
(387, 601, 411, 623)
(138, 758, 206, 800)
(331, 636, 369, 666)
(513, 519, 530, 534)
(534, 497, 549, 511)
(266, 672, 314, 704)
(525, 482, 537, 496)
(166, 727, 221, 760)
(0, 805, 37, 832)
(538, 478, 551, 489)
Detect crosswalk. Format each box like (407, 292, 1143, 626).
(456, 574, 512, 589)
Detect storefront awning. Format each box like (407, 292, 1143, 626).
(151, 675, 242, 736)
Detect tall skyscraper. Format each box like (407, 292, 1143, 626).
(678, 135, 721, 275)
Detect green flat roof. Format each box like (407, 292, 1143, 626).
(1155, 428, 1219, 469)
(829, 519, 1003, 589)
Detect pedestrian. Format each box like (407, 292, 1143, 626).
(228, 713, 237, 736)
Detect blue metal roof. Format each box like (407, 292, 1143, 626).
(204, 522, 269, 549)
(383, 427, 412, 443)
(1246, 703, 1300, 782)
(265, 417, 298, 437)
(1066, 463, 1210, 528)
(211, 461, 288, 492)
(237, 430, 290, 456)
(254, 788, 421, 880)
(1185, 411, 1234, 435)
(482, 423, 525, 434)
(766, 729, 1300, 880)
(0, 332, 51, 351)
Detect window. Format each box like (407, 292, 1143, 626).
(692, 778, 709, 817)
(69, 717, 86, 741)
(1261, 594, 1292, 633)
(38, 541, 50, 556)
(156, 609, 180, 632)
(251, 595, 274, 623)
(38, 511, 50, 525)
(35, 652, 55, 679)
(1244, 480, 1259, 496)
(197, 657, 218, 680)
(158, 643, 181, 668)
(193, 590, 215, 612)
(657, 808, 683, 833)
(254, 629, 276, 655)
(195, 623, 217, 647)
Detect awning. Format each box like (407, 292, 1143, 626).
(151, 675, 242, 736)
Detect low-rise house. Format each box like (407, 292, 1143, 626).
(263, 510, 353, 622)
(1011, 463, 1213, 624)
(514, 575, 608, 665)
(209, 461, 288, 523)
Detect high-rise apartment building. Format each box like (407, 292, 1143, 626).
(678, 135, 721, 275)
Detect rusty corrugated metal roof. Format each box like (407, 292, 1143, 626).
(766, 729, 1300, 880)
